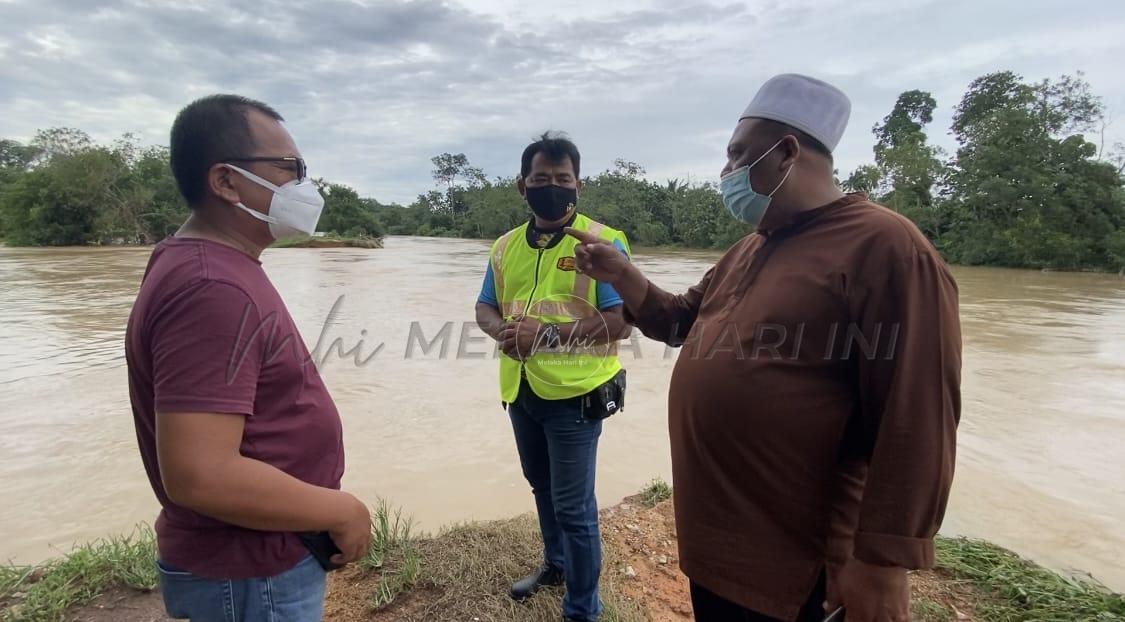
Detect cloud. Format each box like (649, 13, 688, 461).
(1, 0, 1123, 204)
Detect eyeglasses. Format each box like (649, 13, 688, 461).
(223, 156, 307, 182)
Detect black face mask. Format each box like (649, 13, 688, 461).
(525, 184, 578, 222)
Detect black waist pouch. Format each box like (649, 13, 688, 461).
(582, 369, 627, 420)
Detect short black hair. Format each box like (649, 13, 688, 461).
(755, 118, 833, 162)
(520, 131, 580, 178)
(169, 94, 284, 206)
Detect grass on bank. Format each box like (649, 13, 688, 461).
(0, 528, 157, 622)
(271, 233, 383, 249)
(352, 514, 643, 622)
(336, 494, 641, 621)
(921, 537, 1125, 621)
(359, 499, 421, 608)
(639, 478, 672, 508)
(912, 597, 958, 621)
(4, 487, 1125, 622)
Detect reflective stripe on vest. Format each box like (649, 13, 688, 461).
(490, 230, 521, 304)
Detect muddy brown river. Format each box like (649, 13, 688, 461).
(0, 237, 1122, 590)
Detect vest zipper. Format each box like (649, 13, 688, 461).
(523, 248, 544, 317)
(519, 248, 544, 375)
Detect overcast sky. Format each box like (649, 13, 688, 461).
(1, 0, 1122, 204)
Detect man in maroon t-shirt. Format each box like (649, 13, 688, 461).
(125, 94, 371, 621)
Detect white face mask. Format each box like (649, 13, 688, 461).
(225, 164, 325, 240)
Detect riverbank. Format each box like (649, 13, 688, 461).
(271, 234, 383, 249)
(395, 234, 1125, 275)
(0, 234, 384, 250)
(2, 482, 1122, 622)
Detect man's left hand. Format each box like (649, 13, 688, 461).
(499, 317, 543, 360)
(830, 558, 910, 622)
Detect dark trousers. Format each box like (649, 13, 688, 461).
(690, 572, 827, 622)
(509, 382, 603, 621)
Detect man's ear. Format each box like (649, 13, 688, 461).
(209, 164, 241, 205)
(576, 179, 583, 195)
(779, 135, 801, 171)
(516, 176, 527, 199)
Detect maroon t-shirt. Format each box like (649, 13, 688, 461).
(125, 237, 344, 579)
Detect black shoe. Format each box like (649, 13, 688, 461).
(510, 562, 564, 600)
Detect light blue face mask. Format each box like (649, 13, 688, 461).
(719, 138, 794, 226)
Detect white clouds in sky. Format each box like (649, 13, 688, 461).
(1, 0, 1122, 203)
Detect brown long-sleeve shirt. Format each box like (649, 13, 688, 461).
(629, 193, 961, 621)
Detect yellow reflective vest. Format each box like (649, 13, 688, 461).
(489, 213, 631, 402)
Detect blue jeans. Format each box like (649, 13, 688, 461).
(157, 554, 326, 622)
(509, 381, 603, 621)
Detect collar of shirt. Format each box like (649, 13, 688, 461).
(525, 211, 579, 249)
(757, 192, 867, 238)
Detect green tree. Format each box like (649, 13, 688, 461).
(5, 88, 1120, 268)
(30, 127, 93, 163)
(0, 139, 39, 237)
(942, 71, 1124, 269)
(843, 164, 882, 195)
(1, 148, 123, 245)
(664, 180, 742, 249)
(374, 203, 428, 236)
(851, 90, 951, 241)
(873, 90, 946, 211)
(409, 189, 455, 236)
(315, 181, 383, 237)
(430, 153, 485, 226)
(1, 131, 188, 245)
(580, 160, 673, 246)
(0, 128, 393, 246)
(843, 71, 1124, 270)
(1106, 229, 1125, 272)
(129, 146, 189, 242)
(94, 141, 188, 244)
(457, 178, 526, 238)
(0, 139, 40, 169)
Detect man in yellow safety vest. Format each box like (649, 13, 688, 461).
(475, 132, 631, 622)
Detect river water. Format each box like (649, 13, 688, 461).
(0, 236, 1123, 590)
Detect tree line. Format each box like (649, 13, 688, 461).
(378, 70, 1125, 271)
(2, 70, 1124, 271)
(842, 71, 1125, 271)
(0, 129, 384, 246)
